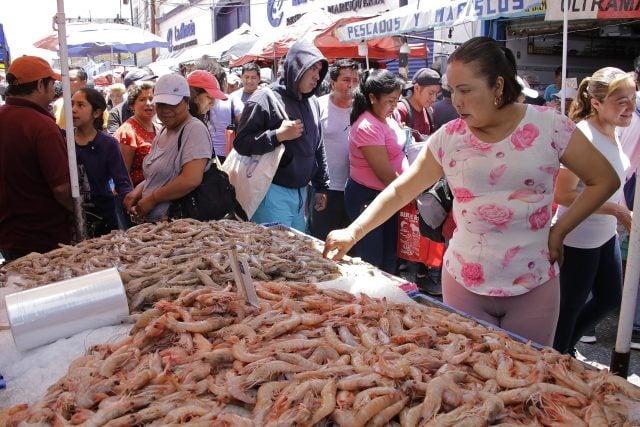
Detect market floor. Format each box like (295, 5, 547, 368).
(397, 263, 640, 382)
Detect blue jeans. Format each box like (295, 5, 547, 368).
(344, 178, 398, 274)
(251, 183, 307, 232)
(308, 189, 351, 241)
(553, 235, 623, 353)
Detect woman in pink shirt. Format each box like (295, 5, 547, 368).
(326, 37, 619, 346)
(344, 69, 407, 273)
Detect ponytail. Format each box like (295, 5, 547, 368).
(568, 77, 591, 122)
(351, 70, 371, 124)
(349, 69, 403, 124)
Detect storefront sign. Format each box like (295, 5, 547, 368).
(336, 0, 545, 41)
(545, 0, 640, 20)
(166, 20, 198, 52)
(266, 0, 388, 28)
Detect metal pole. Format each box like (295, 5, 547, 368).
(150, 0, 157, 62)
(560, 0, 568, 115)
(55, 0, 86, 241)
(610, 177, 640, 378)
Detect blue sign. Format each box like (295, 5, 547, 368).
(166, 20, 197, 52)
(267, 0, 285, 27)
(0, 23, 10, 66)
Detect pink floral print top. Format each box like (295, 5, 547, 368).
(428, 105, 576, 296)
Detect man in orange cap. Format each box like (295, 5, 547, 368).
(0, 55, 73, 262)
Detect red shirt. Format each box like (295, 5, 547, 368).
(0, 97, 72, 255)
(114, 117, 156, 186)
(396, 99, 433, 142)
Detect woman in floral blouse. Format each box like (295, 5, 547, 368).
(324, 37, 619, 346)
(115, 81, 158, 186)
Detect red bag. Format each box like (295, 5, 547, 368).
(398, 201, 445, 267)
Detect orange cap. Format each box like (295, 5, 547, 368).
(7, 56, 61, 84)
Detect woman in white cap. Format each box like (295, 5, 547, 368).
(123, 73, 213, 222)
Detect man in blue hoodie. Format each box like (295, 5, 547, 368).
(233, 39, 330, 231)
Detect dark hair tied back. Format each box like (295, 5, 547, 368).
(448, 36, 521, 108)
(350, 69, 403, 124)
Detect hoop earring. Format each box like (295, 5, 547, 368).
(493, 95, 502, 107)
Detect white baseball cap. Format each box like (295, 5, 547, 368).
(552, 87, 578, 100)
(153, 73, 190, 105)
(517, 76, 539, 99)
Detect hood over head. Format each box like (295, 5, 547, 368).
(280, 39, 328, 99)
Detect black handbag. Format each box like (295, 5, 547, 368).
(416, 176, 453, 243)
(169, 126, 247, 221)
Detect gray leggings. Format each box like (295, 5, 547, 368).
(442, 268, 560, 346)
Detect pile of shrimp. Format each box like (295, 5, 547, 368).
(3, 281, 640, 426)
(0, 219, 341, 311)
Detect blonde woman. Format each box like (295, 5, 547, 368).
(552, 68, 636, 354)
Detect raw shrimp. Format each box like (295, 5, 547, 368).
(246, 360, 307, 386)
(369, 395, 409, 427)
(547, 362, 593, 398)
(253, 381, 289, 425)
(494, 350, 540, 389)
(325, 325, 360, 354)
(333, 392, 401, 427)
(584, 402, 608, 427)
(263, 312, 302, 340)
(165, 314, 232, 333)
(309, 379, 338, 425)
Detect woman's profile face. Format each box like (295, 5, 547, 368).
(447, 60, 501, 129)
(369, 88, 401, 121)
(195, 91, 214, 115)
(592, 84, 637, 128)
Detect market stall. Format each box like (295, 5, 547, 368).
(230, 9, 427, 67)
(1, 219, 639, 425)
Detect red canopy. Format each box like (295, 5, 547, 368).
(230, 11, 426, 67)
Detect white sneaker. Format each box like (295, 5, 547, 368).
(579, 335, 597, 344)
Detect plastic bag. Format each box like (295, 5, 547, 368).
(398, 201, 445, 267)
(221, 145, 285, 219)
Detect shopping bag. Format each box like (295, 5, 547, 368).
(222, 144, 285, 218)
(398, 201, 445, 267)
(225, 124, 236, 157)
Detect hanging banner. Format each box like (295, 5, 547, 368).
(0, 23, 10, 69)
(336, 0, 546, 42)
(545, 0, 640, 21)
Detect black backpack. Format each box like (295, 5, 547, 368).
(399, 98, 435, 140)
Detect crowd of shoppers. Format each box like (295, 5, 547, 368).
(1, 38, 639, 355)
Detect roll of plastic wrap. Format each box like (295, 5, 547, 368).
(5, 268, 129, 351)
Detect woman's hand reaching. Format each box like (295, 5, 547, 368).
(323, 227, 359, 261)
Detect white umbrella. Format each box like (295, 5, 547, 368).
(175, 23, 259, 64)
(34, 21, 168, 57)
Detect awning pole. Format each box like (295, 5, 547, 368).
(56, 0, 86, 241)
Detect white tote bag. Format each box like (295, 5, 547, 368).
(221, 89, 287, 219)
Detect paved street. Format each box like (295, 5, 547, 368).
(398, 264, 640, 384)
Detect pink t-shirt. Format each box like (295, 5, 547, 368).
(428, 105, 576, 296)
(349, 110, 408, 191)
